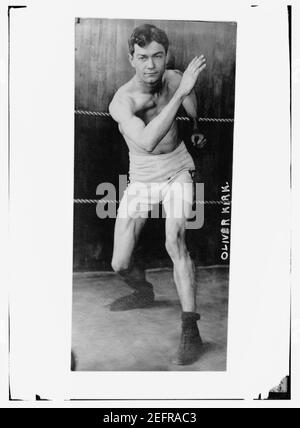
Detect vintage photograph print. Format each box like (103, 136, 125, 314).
(72, 18, 236, 371)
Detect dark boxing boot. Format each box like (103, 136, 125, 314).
(173, 312, 203, 365)
(110, 264, 155, 311)
(109, 288, 155, 311)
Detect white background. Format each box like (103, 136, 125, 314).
(0, 0, 299, 408)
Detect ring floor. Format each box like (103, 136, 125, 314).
(72, 266, 229, 371)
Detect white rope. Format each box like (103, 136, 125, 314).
(74, 199, 229, 205)
(74, 199, 116, 204)
(75, 110, 111, 117)
(75, 110, 234, 123)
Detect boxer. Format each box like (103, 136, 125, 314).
(109, 24, 206, 365)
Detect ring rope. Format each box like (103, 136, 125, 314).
(75, 110, 234, 123)
(74, 199, 229, 205)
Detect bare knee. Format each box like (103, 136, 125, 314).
(165, 229, 185, 260)
(111, 258, 131, 274)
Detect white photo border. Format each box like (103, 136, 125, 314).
(5, 0, 293, 405)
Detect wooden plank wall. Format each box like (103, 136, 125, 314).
(75, 18, 236, 117)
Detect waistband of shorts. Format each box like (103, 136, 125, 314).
(129, 141, 185, 161)
(128, 141, 194, 183)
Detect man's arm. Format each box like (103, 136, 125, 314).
(109, 89, 186, 153)
(109, 56, 206, 153)
(182, 89, 200, 132)
(183, 86, 207, 149)
(171, 70, 198, 128)
(171, 69, 207, 148)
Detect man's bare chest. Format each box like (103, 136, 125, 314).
(132, 89, 174, 124)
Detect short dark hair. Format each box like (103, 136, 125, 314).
(128, 24, 169, 56)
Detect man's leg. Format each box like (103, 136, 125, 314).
(165, 218, 196, 312)
(163, 172, 203, 364)
(110, 210, 154, 311)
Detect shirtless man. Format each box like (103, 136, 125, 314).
(109, 24, 206, 365)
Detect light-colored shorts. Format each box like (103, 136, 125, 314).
(118, 142, 195, 219)
(128, 141, 195, 183)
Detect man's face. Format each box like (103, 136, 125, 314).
(129, 41, 167, 84)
